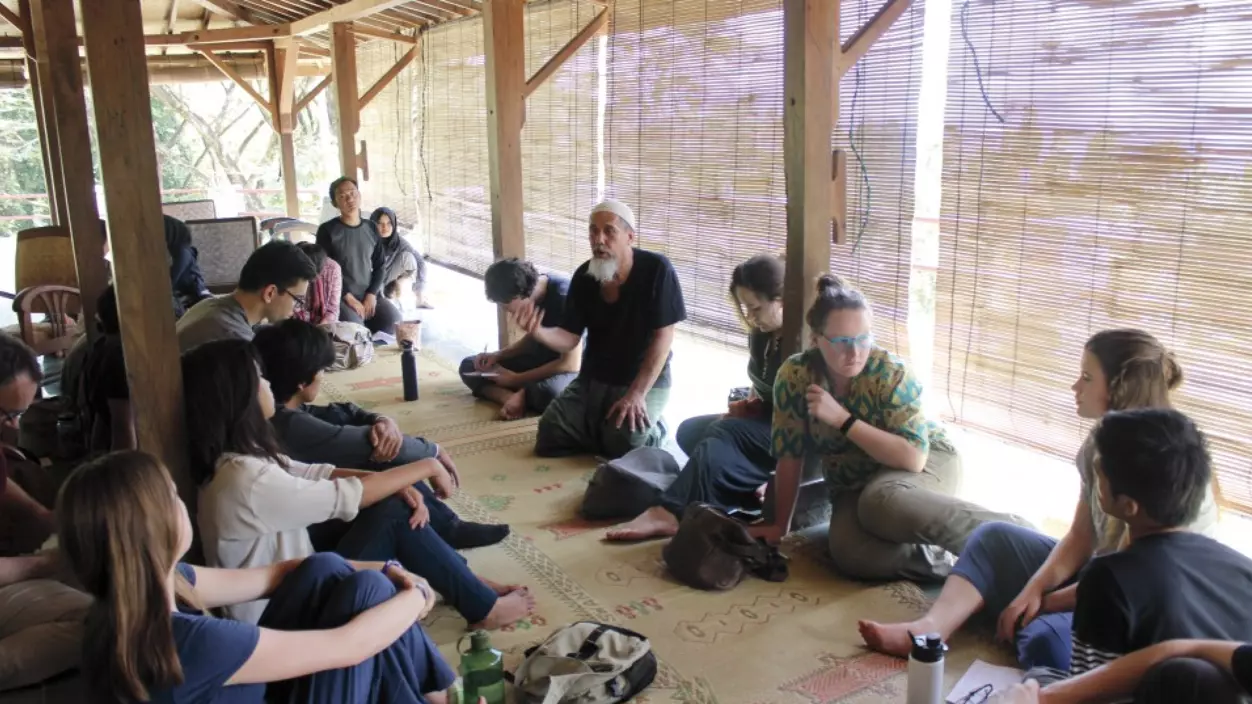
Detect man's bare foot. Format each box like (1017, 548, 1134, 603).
(473, 588, 536, 630)
(858, 617, 936, 659)
(481, 577, 525, 596)
(498, 390, 526, 421)
(604, 506, 680, 542)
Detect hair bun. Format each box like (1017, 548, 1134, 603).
(816, 273, 847, 295)
(1162, 350, 1185, 390)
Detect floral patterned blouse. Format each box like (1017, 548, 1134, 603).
(771, 347, 954, 491)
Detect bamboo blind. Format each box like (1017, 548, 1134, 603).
(934, 0, 1252, 511)
(417, 18, 494, 274)
(522, 1, 603, 277)
(605, 0, 924, 349)
(358, 40, 420, 234)
(832, 0, 925, 357)
(605, 0, 787, 347)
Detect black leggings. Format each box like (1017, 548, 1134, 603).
(340, 295, 401, 335)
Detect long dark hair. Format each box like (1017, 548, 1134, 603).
(57, 451, 202, 702)
(182, 339, 286, 484)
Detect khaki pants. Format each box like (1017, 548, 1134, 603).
(0, 580, 90, 691)
(826, 448, 1033, 582)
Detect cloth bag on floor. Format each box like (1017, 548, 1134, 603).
(321, 321, 374, 371)
(662, 503, 789, 590)
(510, 621, 657, 704)
(580, 447, 680, 520)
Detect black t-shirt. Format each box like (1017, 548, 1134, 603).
(521, 273, 573, 367)
(1071, 531, 1252, 675)
(82, 334, 129, 452)
(560, 249, 686, 387)
(1234, 644, 1252, 693)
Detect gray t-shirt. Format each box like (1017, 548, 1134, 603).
(176, 295, 255, 353)
(315, 218, 385, 301)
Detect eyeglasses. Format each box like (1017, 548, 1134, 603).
(280, 289, 307, 306)
(0, 407, 26, 426)
(820, 332, 874, 354)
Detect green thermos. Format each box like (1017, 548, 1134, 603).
(458, 630, 506, 704)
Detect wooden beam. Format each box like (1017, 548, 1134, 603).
(484, 0, 525, 349)
(359, 41, 419, 110)
(838, 0, 914, 78)
(81, 0, 193, 505)
(30, 0, 107, 335)
(19, 0, 65, 227)
(298, 41, 331, 58)
(280, 133, 299, 217)
(185, 0, 260, 24)
(198, 48, 274, 120)
(186, 40, 270, 52)
(0, 3, 22, 30)
(165, 0, 181, 35)
(524, 8, 607, 99)
(781, 0, 837, 358)
(296, 73, 332, 114)
(350, 25, 418, 44)
(331, 22, 360, 177)
(263, 41, 281, 129)
(291, 0, 415, 36)
(275, 42, 299, 130)
(146, 24, 291, 46)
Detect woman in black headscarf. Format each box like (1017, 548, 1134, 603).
(370, 207, 431, 310)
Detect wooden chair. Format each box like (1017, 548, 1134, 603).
(12, 285, 82, 357)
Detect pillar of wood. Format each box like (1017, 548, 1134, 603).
(331, 22, 360, 178)
(274, 44, 301, 217)
(19, 0, 66, 227)
(780, 0, 838, 357)
(29, 0, 107, 334)
(80, 0, 192, 501)
(483, 0, 525, 348)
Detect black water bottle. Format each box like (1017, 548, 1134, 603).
(401, 340, 419, 401)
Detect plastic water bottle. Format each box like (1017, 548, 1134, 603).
(907, 632, 947, 704)
(401, 340, 419, 401)
(458, 630, 505, 704)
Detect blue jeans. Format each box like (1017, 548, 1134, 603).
(259, 553, 456, 704)
(309, 495, 498, 624)
(951, 521, 1075, 671)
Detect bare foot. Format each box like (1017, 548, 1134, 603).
(604, 506, 680, 542)
(858, 617, 935, 659)
(473, 588, 536, 630)
(498, 390, 526, 421)
(481, 577, 525, 596)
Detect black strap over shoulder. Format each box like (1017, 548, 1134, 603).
(574, 625, 610, 660)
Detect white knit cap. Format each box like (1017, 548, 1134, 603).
(589, 199, 636, 232)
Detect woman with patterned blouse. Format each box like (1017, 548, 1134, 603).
(607, 255, 786, 541)
(755, 274, 1026, 581)
(859, 329, 1218, 673)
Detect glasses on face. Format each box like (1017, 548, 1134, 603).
(0, 407, 26, 427)
(280, 289, 307, 306)
(821, 332, 874, 355)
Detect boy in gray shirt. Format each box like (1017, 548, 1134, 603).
(176, 240, 318, 353)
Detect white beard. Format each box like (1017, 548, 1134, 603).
(587, 257, 619, 283)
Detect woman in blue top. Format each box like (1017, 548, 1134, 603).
(55, 450, 454, 704)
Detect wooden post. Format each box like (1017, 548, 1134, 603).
(781, 0, 838, 357)
(483, 0, 525, 349)
(271, 42, 301, 218)
(331, 22, 360, 178)
(81, 0, 192, 502)
(20, 0, 66, 227)
(29, 0, 107, 334)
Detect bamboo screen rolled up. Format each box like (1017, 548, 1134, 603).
(522, 0, 603, 278)
(832, 0, 926, 357)
(358, 40, 419, 234)
(605, 0, 789, 348)
(935, 0, 1252, 511)
(417, 18, 494, 275)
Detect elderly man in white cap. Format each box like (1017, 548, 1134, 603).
(529, 199, 687, 459)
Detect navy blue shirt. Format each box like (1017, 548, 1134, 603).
(150, 564, 265, 704)
(560, 249, 686, 387)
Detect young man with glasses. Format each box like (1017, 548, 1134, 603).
(176, 239, 318, 353)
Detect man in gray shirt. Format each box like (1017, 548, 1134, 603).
(315, 177, 402, 339)
(176, 240, 318, 353)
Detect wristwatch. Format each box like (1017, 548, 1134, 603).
(840, 415, 858, 435)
